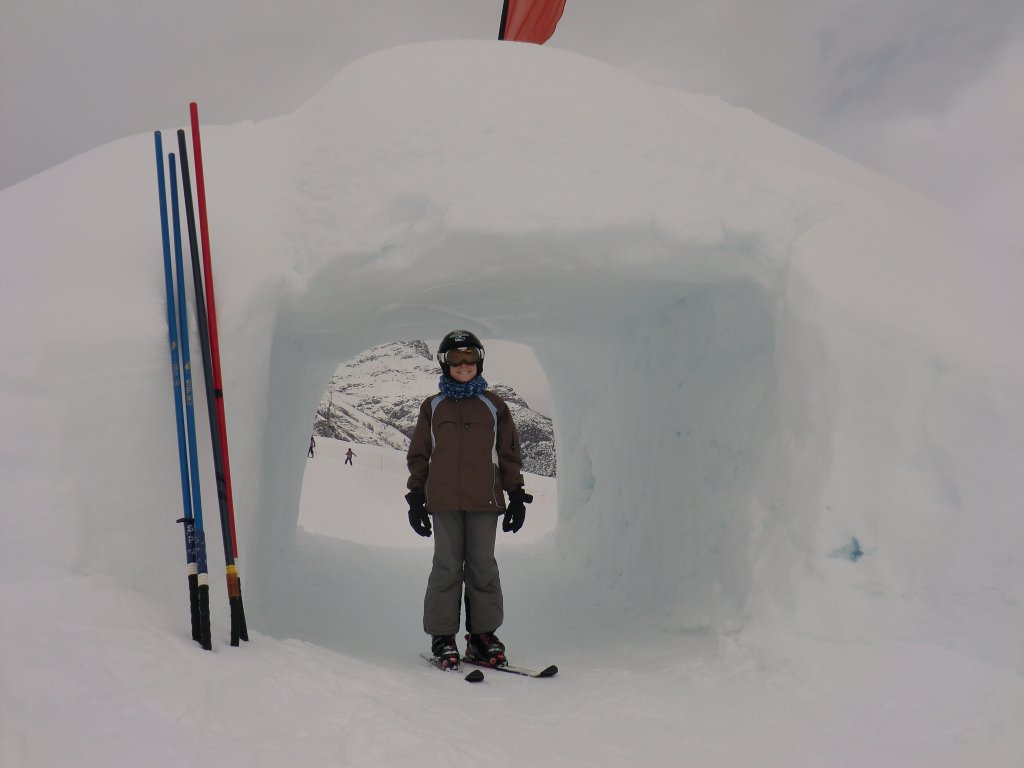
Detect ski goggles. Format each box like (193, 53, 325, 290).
(440, 347, 483, 366)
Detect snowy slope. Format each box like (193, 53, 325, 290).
(313, 340, 556, 475)
(2, 40, 1023, 766)
(297, 438, 557, 549)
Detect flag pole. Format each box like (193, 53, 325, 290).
(499, 0, 510, 39)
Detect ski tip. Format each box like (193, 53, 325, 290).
(465, 669, 485, 683)
(537, 665, 559, 677)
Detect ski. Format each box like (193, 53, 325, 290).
(461, 657, 558, 678)
(419, 653, 485, 682)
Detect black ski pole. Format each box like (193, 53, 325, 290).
(176, 128, 247, 647)
(169, 151, 213, 650)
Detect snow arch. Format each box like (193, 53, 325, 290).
(184, 41, 1024, 643)
(251, 232, 803, 631)
(225, 43, 1021, 649)
(228, 41, 840, 630)
(7, 41, 1022, 659)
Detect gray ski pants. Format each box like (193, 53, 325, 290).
(423, 510, 503, 636)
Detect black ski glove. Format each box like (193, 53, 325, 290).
(406, 492, 431, 537)
(502, 487, 533, 534)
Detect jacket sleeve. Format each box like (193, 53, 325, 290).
(406, 398, 433, 494)
(496, 401, 525, 492)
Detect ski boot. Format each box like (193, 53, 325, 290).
(465, 632, 508, 667)
(430, 635, 461, 670)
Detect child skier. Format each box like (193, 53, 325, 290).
(406, 330, 533, 670)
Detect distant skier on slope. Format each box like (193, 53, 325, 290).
(308, 435, 316, 458)
(344, 448, 356, 465)
(406, 330, 533, 670)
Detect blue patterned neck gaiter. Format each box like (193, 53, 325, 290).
(438, 374, 489, 400)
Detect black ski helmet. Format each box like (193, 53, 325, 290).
(437, 330, 485, 377)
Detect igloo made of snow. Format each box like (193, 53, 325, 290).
(3, 40, 1022, 665)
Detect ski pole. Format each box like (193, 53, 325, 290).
(153, 132, 202, 645)
(176, 128, 247, 647)
(169, 151, 213, 650)
(189, 104, 248, 642)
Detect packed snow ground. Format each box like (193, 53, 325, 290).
(2, 40, 1024, 766)
(2, 440, 1022, 766)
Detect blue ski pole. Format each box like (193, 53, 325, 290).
(169, 151, 212, 650)
(154, 132, 202, 646)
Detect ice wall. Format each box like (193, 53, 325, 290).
(3, 41, 1022, 666)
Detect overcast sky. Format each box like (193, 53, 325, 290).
(2, 1, 1022, 246)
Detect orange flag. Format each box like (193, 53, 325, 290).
(499, 0, 566, 44)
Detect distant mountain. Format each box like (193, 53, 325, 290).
(314, 341, 556, 477)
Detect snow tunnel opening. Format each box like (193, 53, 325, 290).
(247, 235, 792, 641)
(295, 338, 558, 550)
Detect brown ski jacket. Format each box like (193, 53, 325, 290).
(406, 390, 524, 513)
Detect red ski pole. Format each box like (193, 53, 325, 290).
(189, 102, 248, 642)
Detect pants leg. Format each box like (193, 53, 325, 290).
(423, 511, 503, 635)
(464, 512, 502, 634)
(423, 511, 465, 635)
